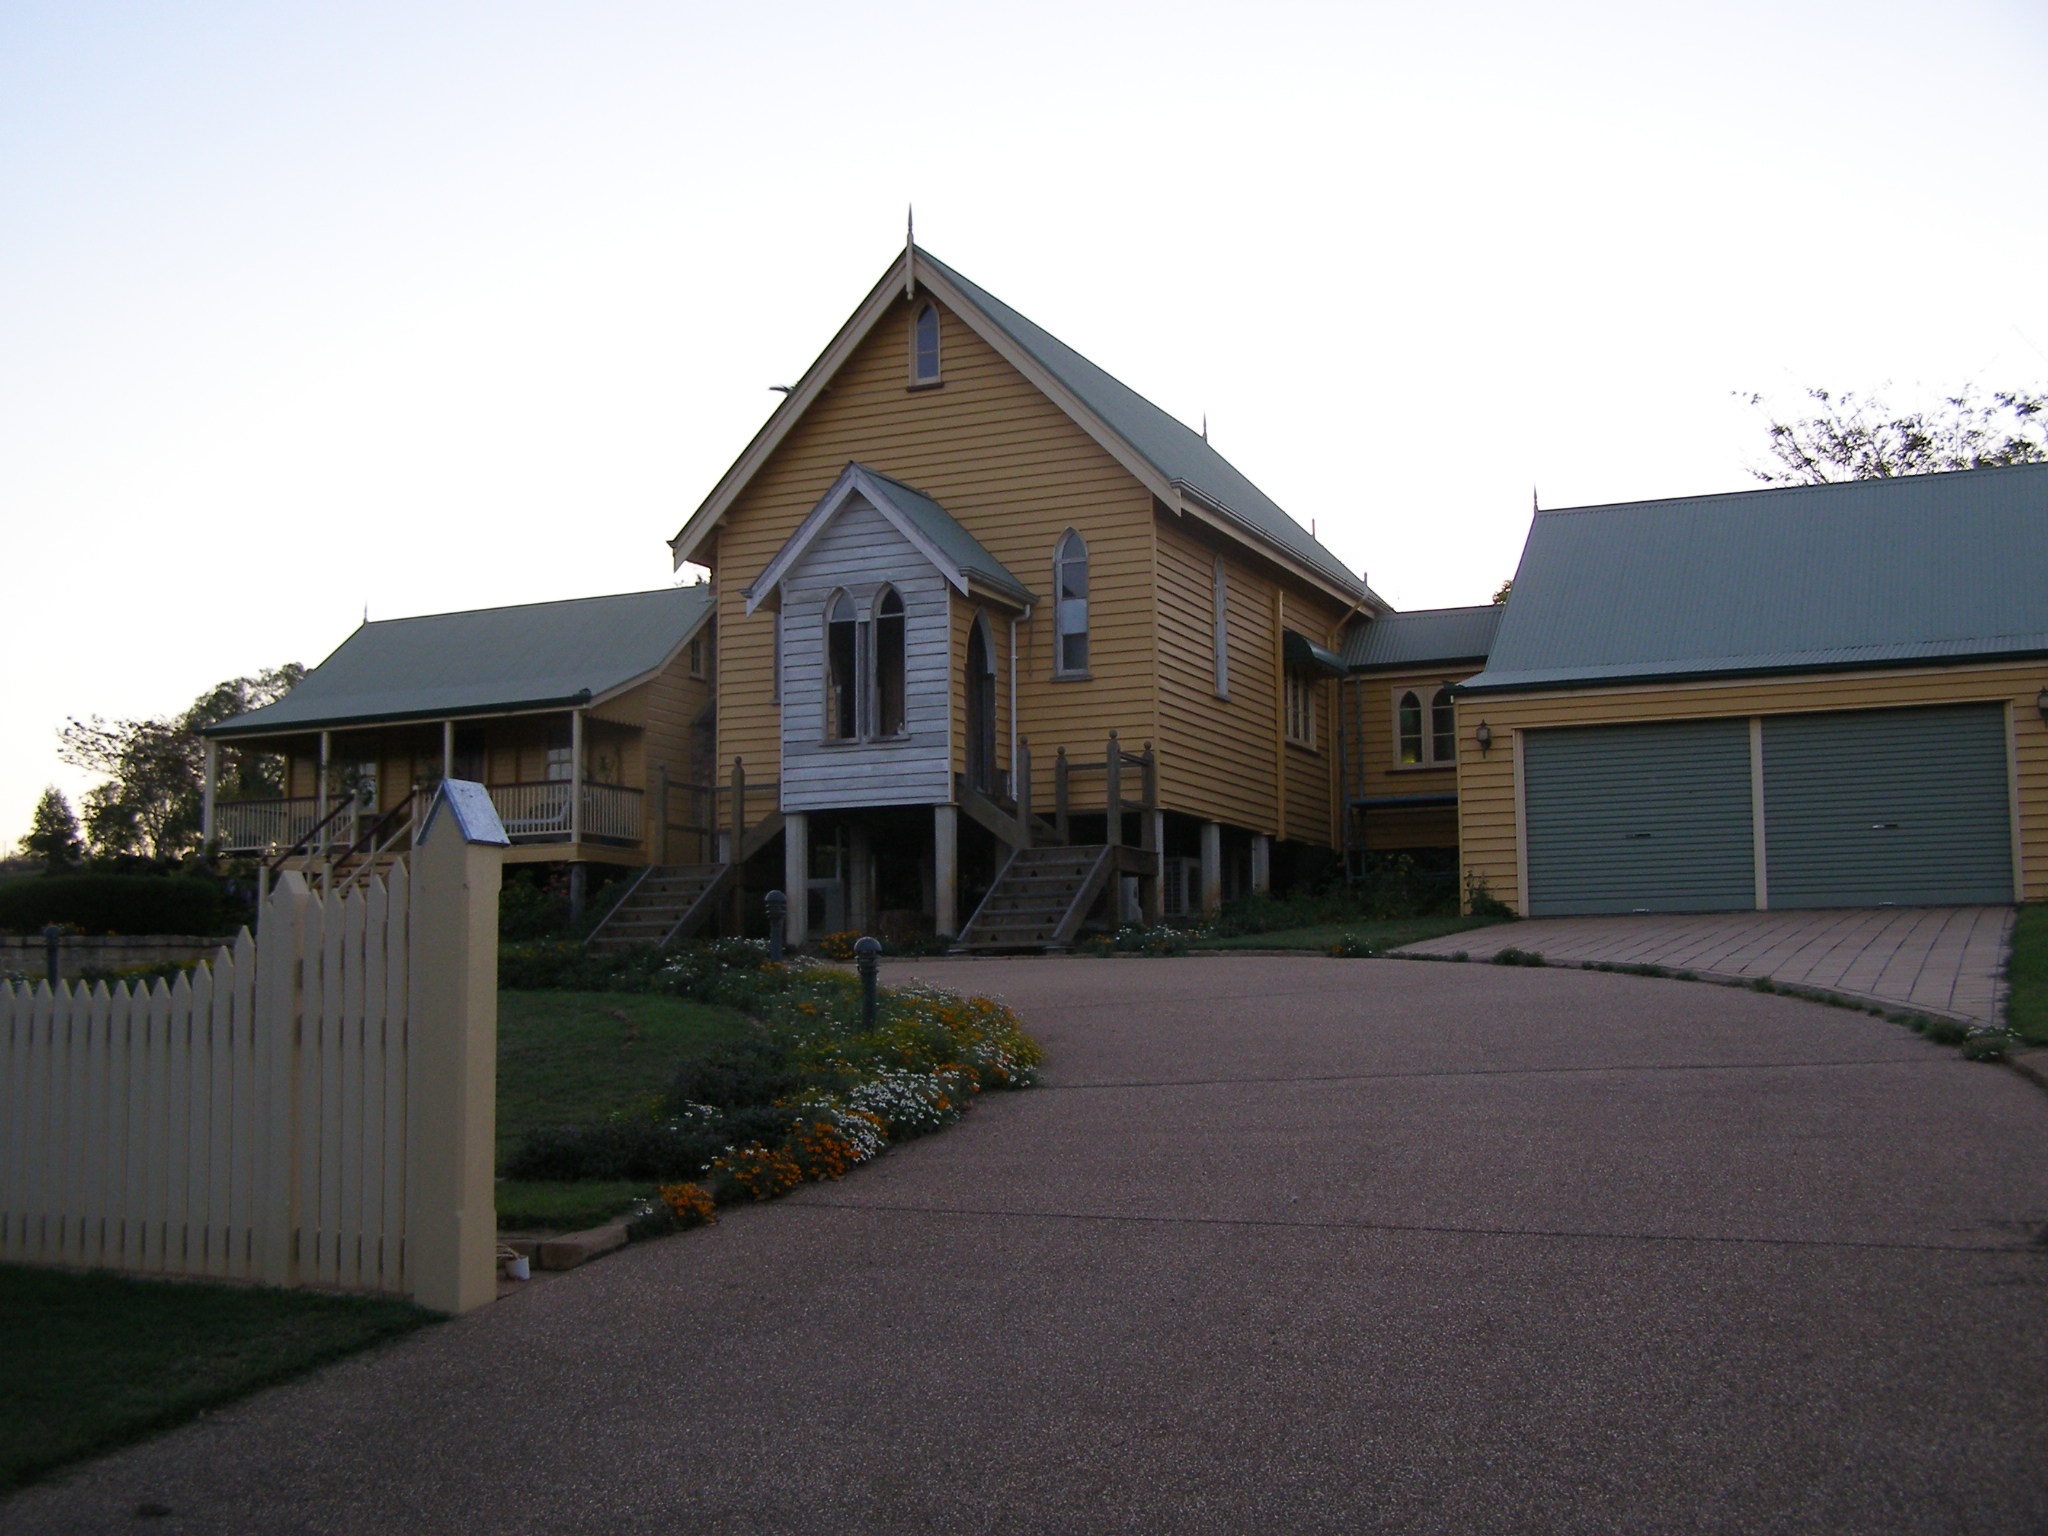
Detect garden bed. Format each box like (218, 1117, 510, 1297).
(495, 939, 1042, 1239)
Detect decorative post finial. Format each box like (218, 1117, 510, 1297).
(905, 206, 915, 300)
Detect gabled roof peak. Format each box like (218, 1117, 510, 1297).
(673, 244, 1370, 605)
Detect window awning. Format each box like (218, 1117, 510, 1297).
(1283, 630, 1346, 677)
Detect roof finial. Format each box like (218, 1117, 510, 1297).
(904, 206, 915, 300)
(1532, 485, 1539, 513)
(1201, 411, 1208, 443)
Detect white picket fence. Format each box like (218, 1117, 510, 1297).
(0, 789, 506, 1311)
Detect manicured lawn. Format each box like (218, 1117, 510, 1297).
(1190, 915, 1509, 952)
(496, 989, 755, 1231)
(2006, 904, 2047, 1046)
(496, 989, 754, 1161)
(0, 1265, 433, 1494)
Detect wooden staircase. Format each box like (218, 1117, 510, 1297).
(585, 863, 734, 952)
(955, 845, 1116, 952)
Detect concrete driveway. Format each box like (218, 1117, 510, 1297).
(9, 957, 2048, 1534)
(1396, 905, 2015, 1026)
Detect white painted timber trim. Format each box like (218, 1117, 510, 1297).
(1750, 715, 1769, 911)
(745, 463, 968, 614)
(671, 248, 1364, 607)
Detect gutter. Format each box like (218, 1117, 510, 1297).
(203, 688, 596, 740)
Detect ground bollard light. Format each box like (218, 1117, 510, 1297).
(855, 935, 881, 1027)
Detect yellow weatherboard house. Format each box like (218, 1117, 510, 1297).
(203, 241, 2048, 942)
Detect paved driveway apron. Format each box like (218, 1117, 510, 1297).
(9, 958, 2047, 1535)
(1395, 906, 2015, 1025)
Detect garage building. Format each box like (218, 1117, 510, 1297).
(1453, 463, 2048, 916)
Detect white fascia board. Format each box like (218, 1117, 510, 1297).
(674, 247, 1363, 608)
(742, 463, 964, 614)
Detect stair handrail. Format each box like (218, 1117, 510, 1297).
(582, 862, 656, 948)
(328, 788, 423, 898)
(954, 844, 1026, 946)
(1052, 845, 1116, 947)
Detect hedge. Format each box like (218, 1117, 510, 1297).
(0, 875, 234, 937)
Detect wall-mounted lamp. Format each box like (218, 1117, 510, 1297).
(1475, 721, 1493, 755)
(2037, 686, 2048, 727)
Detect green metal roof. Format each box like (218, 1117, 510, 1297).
(921, 251, 1365, 598)
(860, 466, 1035, 603)
(1341, 605, 1502, 671)
(204, 585, 716, 738)
(1462, 463, 2048, 694)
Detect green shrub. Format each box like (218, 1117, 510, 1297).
(0, 874, 234, 937)
(1462, 873, 1516, 920)
(1492, 946, 1546, 967)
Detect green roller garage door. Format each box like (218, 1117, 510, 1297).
(1524, 719, 1755, 916)
(1762, 704, 2013, 908)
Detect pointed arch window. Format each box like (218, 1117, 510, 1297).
(874, 586, 906, 737)
(1397, 690, 1424, 765)
(1053, 529, 1089, 676)
(825, 590, 859, 740)
(1431, 686, 1456, 764)
(910, 303, 941, 386)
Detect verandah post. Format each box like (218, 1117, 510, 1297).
(1105, 733, 1122, 849)
(1054, 748, 1069, 846)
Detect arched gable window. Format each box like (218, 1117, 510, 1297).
(1397, 690, 1424, 765)
(1053, 529, 1089, 676)
(825, 590, 859, 740)
(874, 586, 906, 737)
(1430, 686, 1455, 764)
(911, 303, 941, 385)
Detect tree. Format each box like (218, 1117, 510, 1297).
(17, 787, 85, 871)
(1743, 383, 2047, 485)
(1491, 578, 1513, 604)
(58, 664, 305, 862)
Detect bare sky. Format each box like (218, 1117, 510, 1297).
(4, 0, 2045, 847)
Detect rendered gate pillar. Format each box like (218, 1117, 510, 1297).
(934, 804, 959, 937)
(1200, 821, 1224, 916)
(783, 812, 809, 949)
(407, 780, 508, 1315)
(1250, 834, 1272, 894)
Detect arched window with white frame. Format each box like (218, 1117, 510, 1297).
(1396, 689, 1424, 765)
(1431, 686, 1455, 764)
(825, 590, 859, 740)
(910, 303, 941, 386)
(873, 585, 906, 737)
(1053, 529, 1089, 676)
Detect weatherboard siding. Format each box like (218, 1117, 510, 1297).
(1154, 516, 1284, 832)
(1345, 663, 1477, 851)
(707, 290, 1158, 805)
(779, 498, 954, 812)
(1454, 660, 2048, 913)
(1280, 588, 1341, 847)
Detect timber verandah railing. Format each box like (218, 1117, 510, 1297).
(217, 782, 645, 856)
